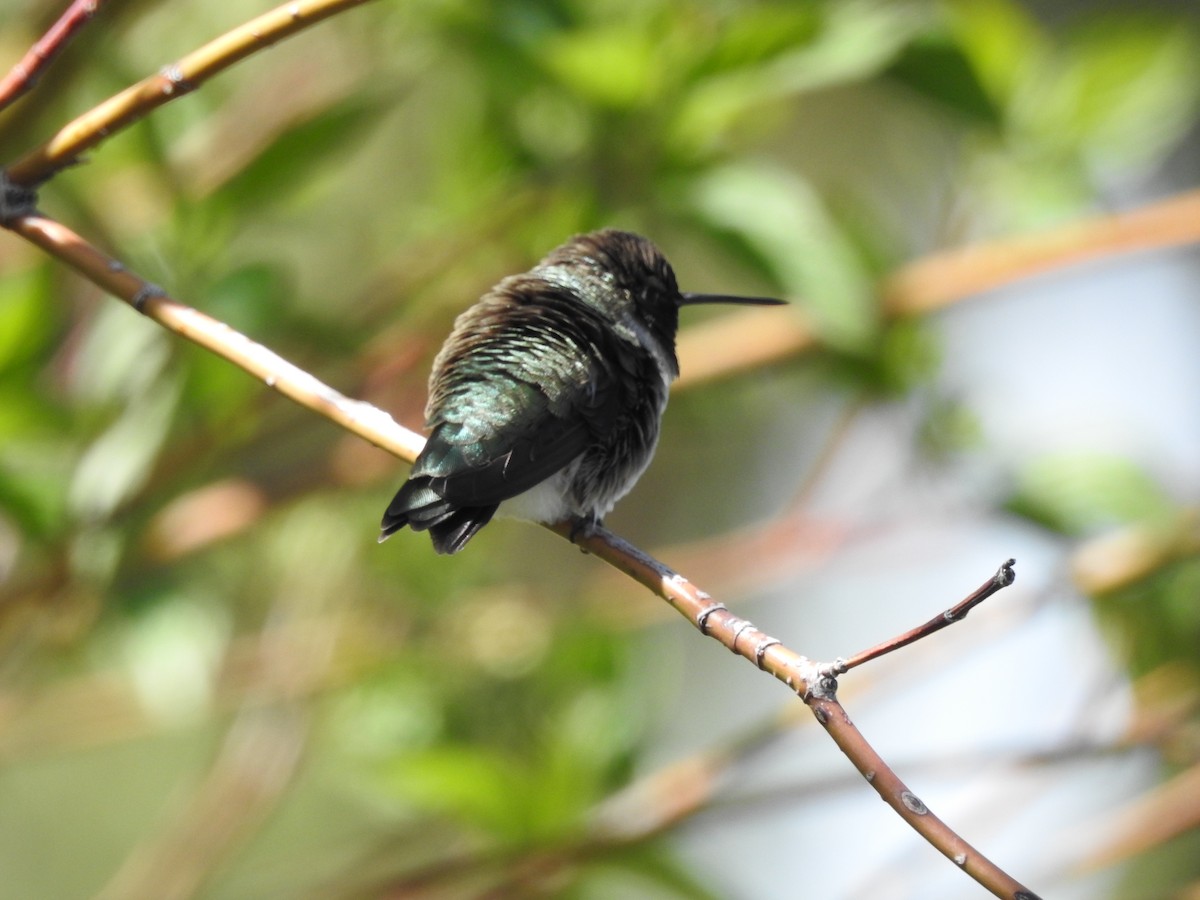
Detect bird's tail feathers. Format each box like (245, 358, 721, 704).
(379, 478, 497, 554)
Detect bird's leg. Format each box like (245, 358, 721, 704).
(568, 514, 602, 551)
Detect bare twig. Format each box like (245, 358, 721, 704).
(834, 559, 1018, 673)
(675, 189, 1200, 387)
(882, 189, 1200, 315)
(1076, 761, 1200, 873)
(567, 528, 1037, 899)
(5, 0, 376, 187)
(8, 214, 425, 463)
(94, 587, 340, 900)
(808, 690, 1038, 899)
(96, 708, 310, 900)
(675, 303, 817, 388)
(0, 0, 106, 113)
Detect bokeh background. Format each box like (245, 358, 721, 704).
(0, 1, 1198, 897)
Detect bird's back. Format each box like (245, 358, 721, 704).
(381, 275, 663, 553)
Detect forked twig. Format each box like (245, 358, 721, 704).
(5, 0, 376, 187)
(833, 558, 1018, 674)
(568, 527, 1035, 898)
(0, 0, 106, 113)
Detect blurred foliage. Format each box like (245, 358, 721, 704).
(1008, 453, 1180, 537)
(0, 0, 1198, 898)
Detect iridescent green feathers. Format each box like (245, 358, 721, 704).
(380, 229, 783, 554)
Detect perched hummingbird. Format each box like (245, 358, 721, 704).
(379, 228, 784, 554)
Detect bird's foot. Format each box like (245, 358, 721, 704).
(567, 515, 601, 551)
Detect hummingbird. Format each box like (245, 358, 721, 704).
(379, 228, 784, 554)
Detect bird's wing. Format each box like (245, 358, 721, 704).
(413, 294, 622, 508)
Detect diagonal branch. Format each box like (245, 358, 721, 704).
(565, 528, 1035, 899)
(6, 209, 1039, 899)
(676, 188, 1200, 387)
(0, 0, 107, 114)
(835, 558, 1018, 672)
(11, 213, 424, 463)
(5, 0, 376, 187)
(882, 189, 1200, 316)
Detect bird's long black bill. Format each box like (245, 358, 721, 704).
(680, 292, 786, 307)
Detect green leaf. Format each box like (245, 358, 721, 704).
(68, 376, 182, 522)
(542, 28, 663, 109)
(0, 265, 55, 373)
(885, 33, 1002, 124)
(1063, 15, 1200, 171)
(220, 94, 390, 209)
(703, 6, 822, 73)
(673, 1, 926, 146)
(381, 746, 533, 842)
(691, 164, 877, 351)
(944, 0, 1050, 108)
(579, 847, 725, 900)
(1007, 454, 1177, 536)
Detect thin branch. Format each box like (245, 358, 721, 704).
(568, 530, 1037, 899)
(675, 303, 817, 388)
(562, 524, 818, 688)
(882, 189, 1200, 315)
(96, 708, 310, 900)
(8, 213, 425, 464)
(8, 209, 1041, 899)
(835, 558, 1018, 673)
(5, 0, 376, 187)
(675, 188, 1200, 387)
(0, 0, 106, 113)
(1075, 750, 1200, 872)
(95, 595, 332, 900)
(809, 691, 1040, 899)
(373, 720, 1148, 896)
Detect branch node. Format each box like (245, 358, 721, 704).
(806, 671, 838, 702)
(694, 601, 726, 635)
(132, 282, 166, 313)
(995, 557, 1017, 587)
(729, 618, 755, 652)
(159, 63, 195, 96)
(900, 790, 928, 815)
(753, 638, 780, 669)
(822, 657, 848, 677)
(0, 170, 38, 224)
